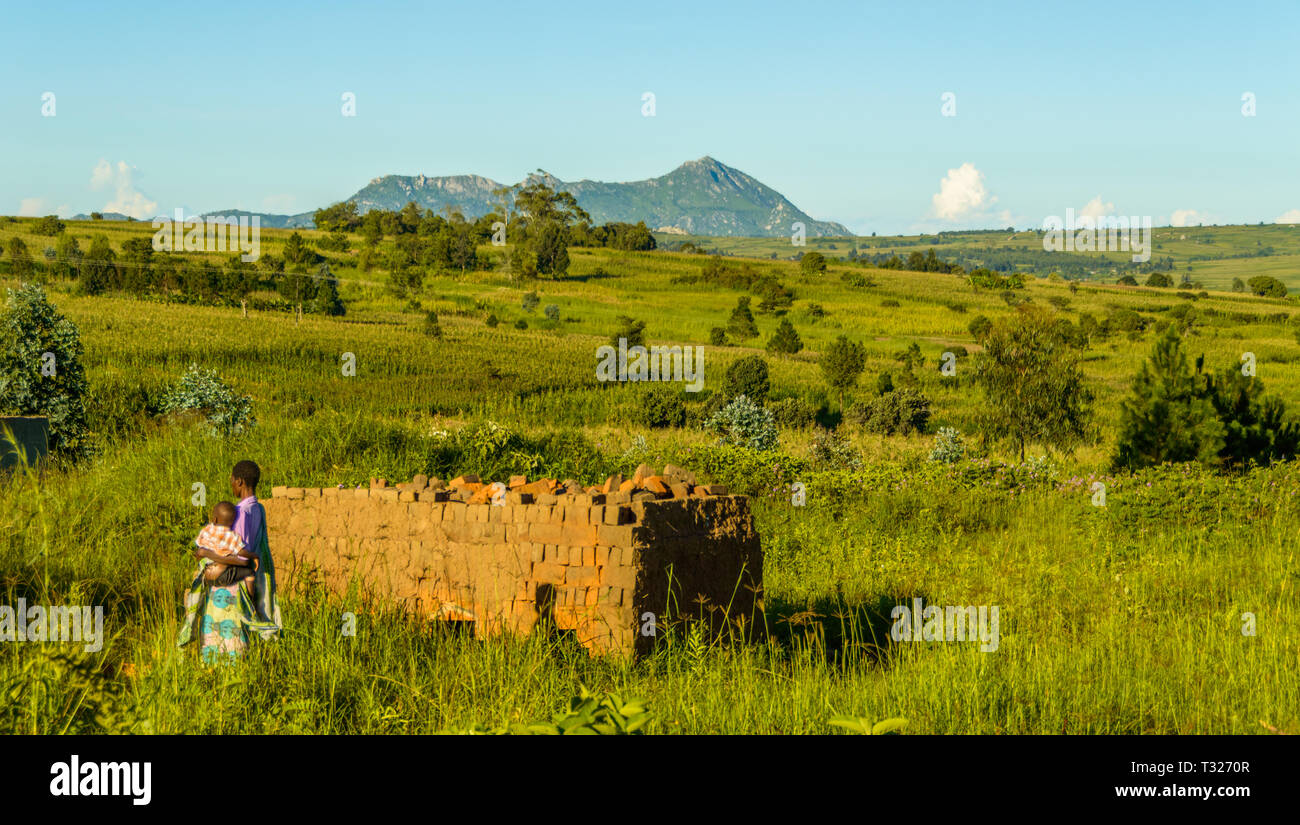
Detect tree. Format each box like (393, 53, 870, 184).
(973, 307, 1093, 461)
(5, 238, 34, 278)
(1145, 272, 1173, 287)
(766, 318, 803, 354)
(800, 251, 827, 274)
(283, 232, 314, 266)
(723, 355, 770, 403)
(0, 283, 91, 457)
(31, 215, 65, 236)
(968, 315, 993, 341)
(80, 235, 116, 294)
(521, 291, 540, 313)
(611, 315, 646, 348)
(532, 220, 569, 278)
(1231, 277, 1246, 293)
(819, 335, 866, 410)
(1247, 275, 1288, 298)
(310, 264, 346, 316)
(1115, 327, 1300, 470)
(422, 310, 442, 338)
(727, 296, 759, 339)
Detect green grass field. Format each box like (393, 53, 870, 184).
(1, 217, 1297, 734)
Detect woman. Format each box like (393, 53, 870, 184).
(178, 460, 281, 662)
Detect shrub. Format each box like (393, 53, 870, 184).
(726, 296, 759, 339)
(808, 426, 862, 469)
(723, 355, 770, 402)
(159, 363, 255, 437)
(521, 291, 540, 313)
(0, 283, 91, 457)
(544, 304, 560, 322)
(704, 395, 779, 451)
(641, 385, 686, 429)
(1145, 272, 1173, 288)
(423, 310, 443, 338)
(611, 315, 645, 348)
(485, 313, 499, 328)
(928, 426, 966, 463)
(514, 319, 528, 330)
(767, 396, 817, 429)
(880, 299, 900, 308)
(968, 315, 993, 341)
(848, 387, 931, 435)
(709, 327, 728, 346)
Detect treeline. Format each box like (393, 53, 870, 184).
(0, 230, 345, 314)
(313, 183, 654, 285)
(851, 245, 1177, 279)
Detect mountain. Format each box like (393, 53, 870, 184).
(332, 157, 850, 237)
(69, 212, 138, 222)
(195, 209, 315, 229)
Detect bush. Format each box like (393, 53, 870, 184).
(704, 395, 779, 451)
(641, 385, 686, 429)
(709, 327, 728, 346)
(1145, 272, 1173, 288)
(0, 283, 91, 457)
(880, 299, 900, 308)
(485, 313, 499, 328)
(848, 388, 931, 435)
(723, 355, 770, 402)
(611, 315, 645, 348)
(514, 319, 528, 330)
(928, 426, 966, 463)
(544, 304, 560, 322)
(423, 310, 443, 338)
(159, 364, 255, 437)
(767, 396, 817, 429)
(807, 426, 861, 469)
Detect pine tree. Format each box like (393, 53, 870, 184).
(727, 296, 758, 339)
(766, 318, 803, 354)
(310, 264, 346, 316)
(819, 335, 866, 410)
(1113, 326, 1224, 469)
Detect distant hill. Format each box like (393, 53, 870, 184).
(196, 209, 315, 229)
(315, 157, 851, 237)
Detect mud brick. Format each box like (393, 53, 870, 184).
(564, 545, 580, 566)
(601, 564, 636, 590)
(468, 486, 492, 505)
(413, 474, 429, 489)
(595, 546, 611, 567)
(450, 474, 480, 487)
(597, 524, 635, 547)
(538, 493, 558, 505)
(353, 488, 371, 499)
(618, 479, 637, 494)
(428, 477, 446, 490)
(444, 502, 466, 522)
(693, 486, 713, 498)
(508, 474, 527, 488)
(531, 543, 544, 563)
(602, 474, 623, 494)
(608, 491, 631, 504)
(701, 484, 728, 495)
(643, 476, 669, 496)
(530, 522, 564, 544)
(378, 489, 399, 502)
(321, 487, 341, 498)
(631, 490, 657, 504)
(618, 546, 639, 566)
(585, 587, 599, 606)
(518, 479, 552, 497)
(543, 544, 562, 562)
(633, 463, 653, 484)
(570, 505, 590, 525)
(376, 478, 390, 488)
(604, 505, 629, 525)
(304, 487, 322, 497)
(277, 487, 303, 500)
(563, 523, 599, 546)
(662, 463, 684, 482)
(582, 546, 596, 566)
(507, 492, 533, 505)
(422, 489, 450, 502)
(272, 485, 288, 498)
(531, 561, 566, 585)
(670, 483, 691, 499)
(550, 505, 567, 525)
(471, 504, 490, 523)
(574, 493, 605, 506)
(399, 489, 419, 502)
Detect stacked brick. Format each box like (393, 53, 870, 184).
(264, 464, 762, 656)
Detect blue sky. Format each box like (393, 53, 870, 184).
(3, 0, 1297, 235)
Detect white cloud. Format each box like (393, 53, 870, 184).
(89, 159, 157, 219)
(931, 162, 995, 220)
(1171, 209, 1208, 227)
(1076, 196, 1115, 222)
(1275, 209, 1300, 224)
(18, 198, 48, 217)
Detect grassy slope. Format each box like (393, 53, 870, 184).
(1, 218, 1297, 734)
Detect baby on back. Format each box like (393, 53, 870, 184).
(195, 501, 256, 589)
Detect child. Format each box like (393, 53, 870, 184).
(194, 500, 257, 589)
